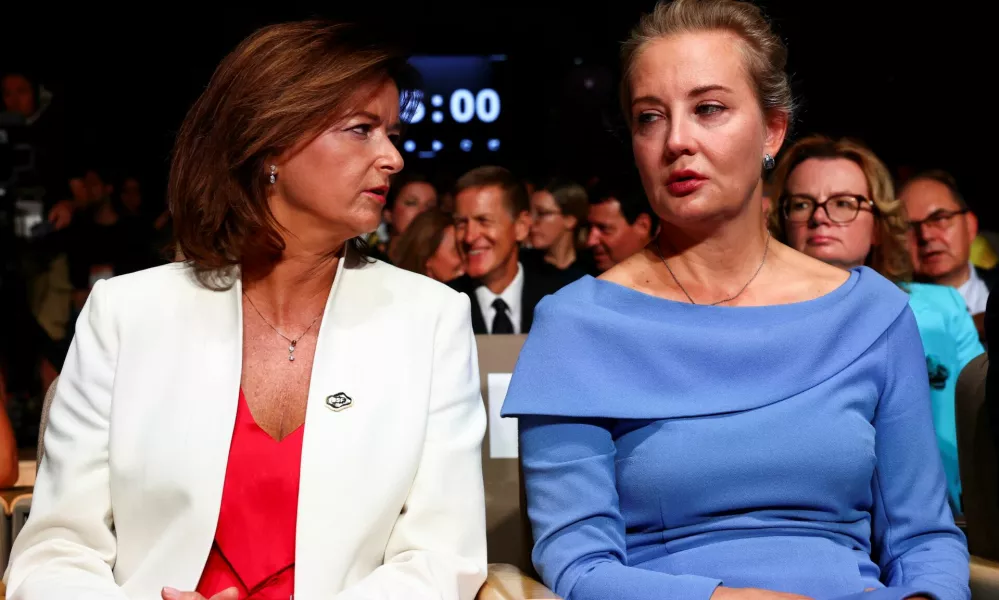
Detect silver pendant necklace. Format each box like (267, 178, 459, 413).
(243, 291, 323, 362)
(653, 230, 771, 306)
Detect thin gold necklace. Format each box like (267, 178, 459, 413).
(653, 230, 771, 306)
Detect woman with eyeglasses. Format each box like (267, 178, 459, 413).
(526, 177, 592, 281)
(772, 135, 983, 514)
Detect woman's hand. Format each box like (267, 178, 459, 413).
(711, 585, 814, 600)
(161, 586, 238, 600)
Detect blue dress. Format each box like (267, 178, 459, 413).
(501, 267, 969, 600)
(905, 283, 984, 512)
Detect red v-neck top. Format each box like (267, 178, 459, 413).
(197, 389, 304, 599)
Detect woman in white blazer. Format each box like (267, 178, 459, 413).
(4, 20, 487, 600)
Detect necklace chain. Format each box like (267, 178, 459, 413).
(653, 230, 771, 306)
(242, 291, 323, 362)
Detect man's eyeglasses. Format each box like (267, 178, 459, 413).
(782, 194, 876, 224)
(906, 209, 968, 233)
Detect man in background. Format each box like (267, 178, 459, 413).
(902, 170, 996, 336)
(585, 178, 657, 273)
(450, 166, 572, 334)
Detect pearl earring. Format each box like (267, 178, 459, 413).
(269, 165, 278, 184)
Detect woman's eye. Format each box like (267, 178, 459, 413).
(696, 104, 725, 116)
(350, 124, 372, 136)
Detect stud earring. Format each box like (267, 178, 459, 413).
(763, 154, 775, 171)
(269, 165, 278, 184)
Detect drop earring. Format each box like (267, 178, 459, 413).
(269, 165, 278, 184)
(763, 154, 775, 171)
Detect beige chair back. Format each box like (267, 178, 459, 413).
(956, 353, 999, 560)
(476, 334, 535, 575)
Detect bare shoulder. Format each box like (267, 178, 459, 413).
(766, 243, 852, 303)
(598, 251, 655, 289)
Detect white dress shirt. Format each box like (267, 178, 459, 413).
(475, 262, 525, 334)
(957, 262, 990, 314)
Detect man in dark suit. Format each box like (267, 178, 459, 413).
(449, 166, 573, 335)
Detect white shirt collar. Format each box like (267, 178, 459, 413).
(957, 262, 990, 314)
(475, 262, 525, 334)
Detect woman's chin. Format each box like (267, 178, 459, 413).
(530, 238, 551, 251)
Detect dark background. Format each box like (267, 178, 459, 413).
(2, 2, 991, 225)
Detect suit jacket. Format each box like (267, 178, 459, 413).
(449, 259, 575, 335)
(977, 266, 999, 293)
(4, 258, 487, 600)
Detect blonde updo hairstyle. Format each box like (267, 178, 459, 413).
(620, 0, 795, 125)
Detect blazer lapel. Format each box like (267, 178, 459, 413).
(152, 273, 243, 589)
(520, 267, 544, 333)
(468, 289, 487, 335)
(296, 258, 385, 596)
(451, 276, 486, 334)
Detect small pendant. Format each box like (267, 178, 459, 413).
(289, 341, 297, 362)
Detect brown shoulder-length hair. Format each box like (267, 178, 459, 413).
(389, 208, 455, 276)
(169, 20, 419, 288)
(768, 135, 913, 285)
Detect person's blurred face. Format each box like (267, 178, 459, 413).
(68, 171, 114, 207)
(425, 225, 465, 282)
(783, 158, 876, 270)
(901, 178, 976, 284)
(2, 74, 37, 118)
(585, 199, 651, 271)
(389, 181, 437, 236)
(272, 80, 403, 243)
(529, 190, 576, 250)
(628, 31, 786, 230)
(454, 185, 530, 281)
(120, 178, 143, 214)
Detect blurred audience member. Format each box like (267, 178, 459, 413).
(451, 166, 572, 334)
(2, 71, 69, 218)
(65, 167, 162, 310)
(1, 72, 37, 118)
(585, 177, 656, 272)
(373, 172, 437, 261)
(0, 372, 18, 487)
(118, 175, 144, 216)
(390, 208, 465, 283)
(902, 170, 996, 321)
(526, 178, 592, 280)
(772, 135, 983, 513)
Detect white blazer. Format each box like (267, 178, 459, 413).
(4, 257, 488, 599)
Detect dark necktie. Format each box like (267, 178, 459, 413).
(491, 298, 515, 334)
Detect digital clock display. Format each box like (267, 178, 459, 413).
(401, 55, 507, 162)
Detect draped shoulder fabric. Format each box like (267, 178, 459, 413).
(503, 267, 969, 600)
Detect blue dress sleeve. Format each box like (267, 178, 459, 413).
(519, 415, 723, 600)
(871, 307, 970, 600)
(945, 287, 985, 369)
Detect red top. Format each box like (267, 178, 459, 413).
(197, 389, 304, 599)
